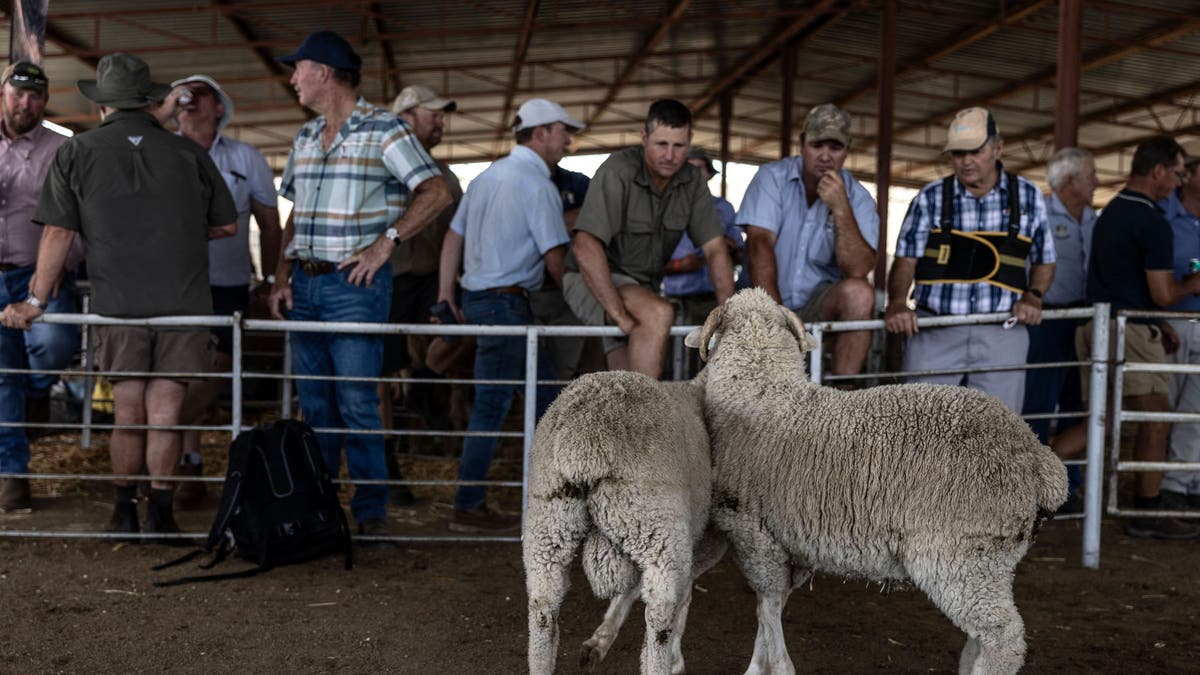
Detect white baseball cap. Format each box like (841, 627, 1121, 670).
(512, 98, 583, 133)
(171, 74, 234, 131)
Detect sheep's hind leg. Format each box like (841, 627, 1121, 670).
(720, 515, 795, 674)
(580, 584, 639, 672)
(637, 558, 691, 675)
(524, 497, 589, 675)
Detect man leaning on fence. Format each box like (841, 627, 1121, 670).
(885, 107, 1054, 413)
(0, 53, 237, 538)
(0, 61, 84, 513)
(267, 32, 451, 539)
(436, 98, 577, 533)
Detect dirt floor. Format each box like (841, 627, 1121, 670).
(1, 493, 1198, 674)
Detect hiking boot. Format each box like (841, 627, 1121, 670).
(1057, 490, 1085, 516)
(145, 490, 185, 546)
(106, 501, 140, 537)
(0, 477, 32, 513)
(449, 504, 521, 534)
(356, 518, 398, 547)
(1125, 516, 1200, 540)
(174, 458, 207, 510)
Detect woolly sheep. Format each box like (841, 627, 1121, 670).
(524, 370, 725, 675)
(686, 288, 1067, 675)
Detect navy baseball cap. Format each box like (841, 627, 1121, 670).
(276, 31, 361, 72)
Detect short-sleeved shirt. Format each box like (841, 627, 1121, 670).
(450, 144, 569, 291)
(553, 166, 590, 212)
(33, 110, 236, 317)
(1160, 189, 1200, 312)
(565, 146, 724, 288)
(663, 196, 740, 297)
(736, 157, 879, 309)
(279, 97, 442, 263)
(0, 121, 83, 269)
(1087, 188, 1173, 313)
(896, 166, 1054, 315)
(205, 133, 277, 286)
(1042, 192, 1095, 306)
(390, 158, 462, 277)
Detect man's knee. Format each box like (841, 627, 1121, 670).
(827, 278, 875, 320)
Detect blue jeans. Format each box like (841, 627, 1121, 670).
(1023, 317, 1084, 490)
(1, 267, 80, 474)
(288, 264, 390, 522)
(456, 290, 559, 511)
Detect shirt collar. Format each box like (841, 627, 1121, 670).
(1160, 188, 1193, 221)
(953, 160, 1008, 200)
(99, 109, 162, 129)
(510, 143, 550, 178)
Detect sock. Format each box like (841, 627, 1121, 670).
(181, 452, 202, 466)
(150, 488, 174, 510)
(1134, 494, 1161, 510)
(115, 485, 138, 504)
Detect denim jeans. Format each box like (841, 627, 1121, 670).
(1022, 317, 1084, 490)
(456, 290, 559, 511)
(0, 267, 80, 474)
(288, 264, 391, 522)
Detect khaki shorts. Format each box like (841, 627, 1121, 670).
(95, 326, 215, 382)
(1076, 320, 1169, 399)
(562, 271, 643, 353)
(795, 281, 836, 323)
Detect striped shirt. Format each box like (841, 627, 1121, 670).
(896, 168, 1054, 315)
(280, 97, 442, 262)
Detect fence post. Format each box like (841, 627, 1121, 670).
(521, 328, 540, 529)
(231, 311, 243, 439)
(281, 333, 293, 420)
(80, 294, 94, 450)
(809, 325, 824, 384)
(1082, 303, 1109, 569)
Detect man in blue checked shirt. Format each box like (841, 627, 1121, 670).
(267, 31, 452, 540)
(885, 107, 1055, 413)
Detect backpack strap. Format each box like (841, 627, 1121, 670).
(938, 175, 955, 233)
(152, 566, 269, 587)
(1004, 171, 1020, 243)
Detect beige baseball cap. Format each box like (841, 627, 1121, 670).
(391, 85, 456, 114)
(944, 107, 998, 152)
(803, 103, 851, 146)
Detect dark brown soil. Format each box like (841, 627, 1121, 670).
(2, 496, 1197, 674)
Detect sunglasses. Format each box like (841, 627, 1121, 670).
(6, 72, 47, 88)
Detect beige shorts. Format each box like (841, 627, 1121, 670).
(562, 271, 643, 353)
(1076, 320, 1169, 399)
(95, 326, 215, 382)
(795, 281, 836, 323)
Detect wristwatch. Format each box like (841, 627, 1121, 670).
(384, 226, 401, 244)
(24, 294, 44, 310)
(1028, 288, 1043, 299)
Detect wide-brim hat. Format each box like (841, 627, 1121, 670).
(78, 52, 171, 109)
(171, 74, 235, 131)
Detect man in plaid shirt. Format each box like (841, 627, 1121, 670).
(268, 31, 452, 539)
(885, 108, 1055, 412)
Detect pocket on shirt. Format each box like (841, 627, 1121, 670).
(613, 215, 659, 276)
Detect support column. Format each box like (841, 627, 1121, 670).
(720, 92, 732, 199)
(874, 0, 896, 291)
(1054, 0, 1083, 149)
(780, 41, 798, 157)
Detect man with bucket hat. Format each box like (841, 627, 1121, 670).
(169, 73, 282, 509)
(885, 107, 1054, 413)
(267, 31, 452, 539)
(0, 52, 238, 539)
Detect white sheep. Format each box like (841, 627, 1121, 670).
(523, 370, 725, 675)
(686, 288, 1067, 675)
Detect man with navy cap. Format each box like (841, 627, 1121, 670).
(436, 98, 578, 532)
(268, 31, 452, 539)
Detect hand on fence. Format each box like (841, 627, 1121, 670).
(1011, 296, 1043, 326)
(0, 301, 43, 330)
(883, 302, 918, 336)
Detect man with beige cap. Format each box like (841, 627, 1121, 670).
(738, 102, 879, 379)
(885, 107, 1054, 412)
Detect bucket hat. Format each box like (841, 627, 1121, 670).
(77, 52, 171, 108)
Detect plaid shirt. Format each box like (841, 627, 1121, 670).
(280, 97, 441, 262)
(896, 168, 1054, 315)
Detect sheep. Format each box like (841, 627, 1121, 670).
(685, 288, 1068, 675)
(523, 369, 726, 675)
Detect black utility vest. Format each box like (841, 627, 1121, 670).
(914, 172, 1031, 294)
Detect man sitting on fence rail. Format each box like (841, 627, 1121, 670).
(1, 53, 237, 538)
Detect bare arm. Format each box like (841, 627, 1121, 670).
(700, 236, 735, 304)
(817, 171, 876, 278)
(437, 228, 465, 321)
(884, 256, 919, 336)
(1148, 269, 1200, 308)
(341, 175, 453, 287)
(251, 198, 283, 279)
(0, 225, 75, 330)
(745, 225, 782, 304)
(543, 244, 567, 289)
(208, 221, 237, 240)
(573, 231, 634, 334)
(1012, 262, 1055, 325)
(268, 211, 295, 320)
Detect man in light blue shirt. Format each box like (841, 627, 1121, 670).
(738, 103, 879, 378)
(1161, 146, 1200, 508)
(437, 98, 578, 533)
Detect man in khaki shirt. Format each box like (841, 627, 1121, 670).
(562, 99, 734, 377)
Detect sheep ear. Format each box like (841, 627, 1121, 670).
(783, 308, 814, 352)
(695, 303, 727, 362)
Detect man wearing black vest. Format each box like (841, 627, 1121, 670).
(885, 107, 1055, 413)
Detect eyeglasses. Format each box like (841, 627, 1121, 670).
(1174, 169, 1188, 182)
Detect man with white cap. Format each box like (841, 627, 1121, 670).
(885, 107, 1055, 412)
(738, 103, 879, 380)
(562, 99, 734, 378)
(436, 98, 578, 532)
(169, 73, 282, 508)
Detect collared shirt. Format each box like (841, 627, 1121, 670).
(279, 97, 442, 263)
(1161, 188, 1200, 312)
(1042, 192, 1095, 306)
(450, 144, 569, 291)
(663, 196, 740, 297)
(0, 121, 77, 268)
(736, 156, 879, 309)
(390, 159, 462, 277)
(34, 110, 237, 318)
(896, 166, 1054, 315)
(565, 146, 724, 288)
(1087, 188, 1172, 313)
(205, 133, 277, 286)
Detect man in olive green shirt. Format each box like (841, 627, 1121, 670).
(563, 99, 734, 377)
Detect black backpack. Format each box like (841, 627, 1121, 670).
(154, 419, 353, 585)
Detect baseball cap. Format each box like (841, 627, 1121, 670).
(944, 107, 998, 153)
(276, 31, 361, 73)
(686, 146, 718, 175)
(392, 85, 457, 114)
(512, 98, 583, 132)
(803, 103, 851, 146)
(171, 74, 235, 130)
(2, 61, 48, 93)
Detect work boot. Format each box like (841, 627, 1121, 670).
(449, 504, 521, 534)
(145, 488, 184, 546)
(1125, 516, 1200, 540)
(106, 500, 140, 537)
(385, 443, 416, 507)
(0, 477, 32, 513)
(174, 456, 207, 510)
(356, 518, 399, 547)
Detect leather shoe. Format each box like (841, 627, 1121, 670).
(0, 477, 32, 513)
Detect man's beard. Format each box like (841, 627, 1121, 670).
(3, 107, 39, 136)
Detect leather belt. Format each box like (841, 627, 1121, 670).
(292, 259, 338, 276)
(0, 262, 22, 272)
(482, 285, 529, 297)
